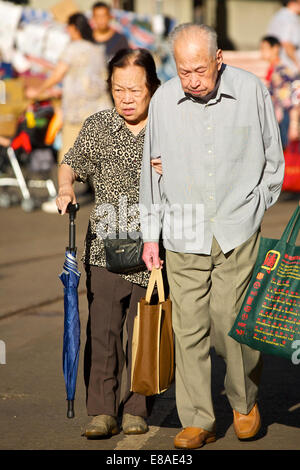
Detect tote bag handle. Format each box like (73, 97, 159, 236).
(281, 205, 300, 244)
(145, 268, 165, 304)
(288, 205, 300, 246)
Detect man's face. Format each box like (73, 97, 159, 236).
(92, 6, 111, 31)
(174, 37, 223, 98)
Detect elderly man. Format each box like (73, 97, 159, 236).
(140, 24, 285, 449)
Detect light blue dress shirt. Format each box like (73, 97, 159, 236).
(139, 63, 285, 254)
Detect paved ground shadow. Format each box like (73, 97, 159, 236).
(147, 347, 300, 441)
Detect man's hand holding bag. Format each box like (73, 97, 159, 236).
(130, 268, 174, 396)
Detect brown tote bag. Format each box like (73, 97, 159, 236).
(130, 268, 174, 396)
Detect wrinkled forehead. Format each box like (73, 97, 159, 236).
(112, 64, 147, 86)
(174, 39, 213, 69)
(173, 30, 213, 62)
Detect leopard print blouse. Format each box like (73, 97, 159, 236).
(62, 107, 150, 287)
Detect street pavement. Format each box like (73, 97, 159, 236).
(0, 195, 299, 452)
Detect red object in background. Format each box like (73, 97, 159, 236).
(11, 131, 32, 153)
(265, 64, 275, 84)
(282, 141, 300, 192)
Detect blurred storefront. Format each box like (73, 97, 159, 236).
(204, 0, 281, 50)
(25, 0, 282, 50)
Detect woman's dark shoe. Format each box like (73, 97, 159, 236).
(122, 413, 149, 435)
(85, 414, 119, 439)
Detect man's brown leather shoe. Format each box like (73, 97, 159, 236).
(233, 403, 261, 440)
(174, 427, 216, 449)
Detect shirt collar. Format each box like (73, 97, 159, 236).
(111, 107, 125, 133)
(110, 107, 146, 138)
(177, 63, 236, 105)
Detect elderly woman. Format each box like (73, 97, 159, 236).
(56, 48, 161, 438)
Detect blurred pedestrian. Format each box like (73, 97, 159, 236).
(56, 48, 161, 439)
(140, 23, 285, 450)
(92, 2, 129, 62)
(26, 13, 107, 165)
(260, 35, 300, 148)
(26, 12, 108, 212)
(267, 0, 300, 73)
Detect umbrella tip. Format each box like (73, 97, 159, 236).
(67, 400, 75, 419)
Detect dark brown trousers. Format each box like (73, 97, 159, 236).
(84, 265, 148, 418)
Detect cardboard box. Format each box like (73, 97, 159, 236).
(50, 0, 79, 24)
(0, 104, 19, 137)
(2, 78, 24, 105)
(0, 78, 27, 136)
(0, 79, 29, 137)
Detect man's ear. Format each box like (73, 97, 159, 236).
(216, 49, 223, 70)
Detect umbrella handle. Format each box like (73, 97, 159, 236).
(67, 202, 80, 219)
(67, 400, 75, 419)
(57, 202, 80, 216)
(67, 203, 80, 252)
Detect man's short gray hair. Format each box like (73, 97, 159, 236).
(169, 23, 218, 57)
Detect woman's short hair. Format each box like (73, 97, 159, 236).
(68, 13, 94, 43)
(107, 48, 161, 96)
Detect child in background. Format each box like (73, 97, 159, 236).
(260, 35, 300, 148)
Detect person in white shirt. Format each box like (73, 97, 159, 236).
(267, 0, 300, 73)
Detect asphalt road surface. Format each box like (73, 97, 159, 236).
(0, 194, 299, 452)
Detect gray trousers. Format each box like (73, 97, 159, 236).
(84, 265, 148, 418)
(166, 231, 263, 432)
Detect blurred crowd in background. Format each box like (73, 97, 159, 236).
(0, 0, 299, 213)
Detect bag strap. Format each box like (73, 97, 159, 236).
(281, 205, 300, 244)
(145, 268, 165, 304)
(288, 204, 300, 245)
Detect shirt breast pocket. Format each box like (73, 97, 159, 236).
(223, 126, 251, 162)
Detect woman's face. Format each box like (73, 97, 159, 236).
(111, 65, 151, 125)
(66, 24, 80, 41)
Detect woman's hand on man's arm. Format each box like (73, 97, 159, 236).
(151, 158, 163, 176)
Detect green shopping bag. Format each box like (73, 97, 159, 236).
(229, 205, 300, 361)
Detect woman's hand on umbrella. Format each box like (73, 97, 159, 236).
(56, 185, 77, 215)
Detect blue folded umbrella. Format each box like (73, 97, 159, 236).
(59, 203, 80, 418)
